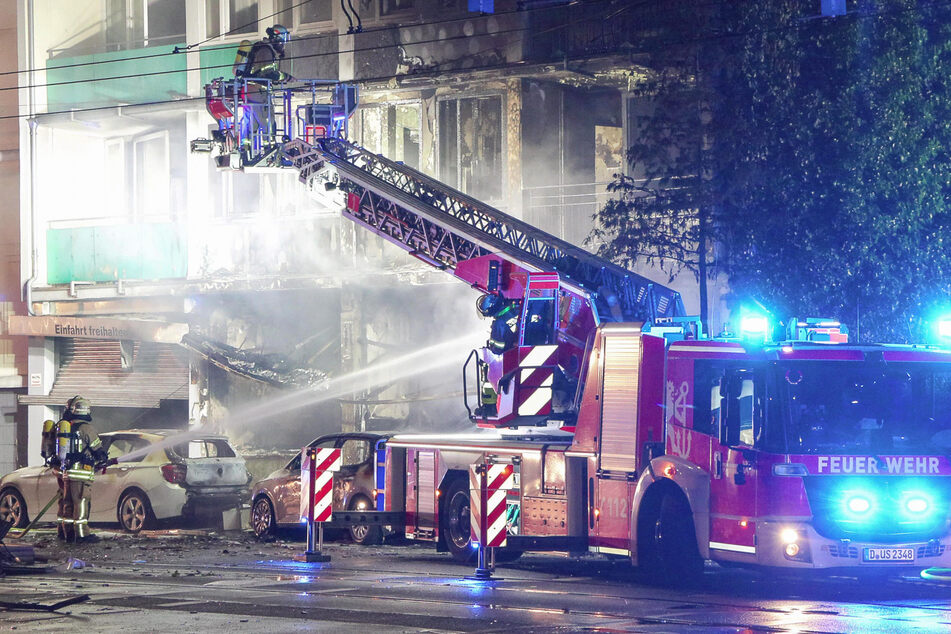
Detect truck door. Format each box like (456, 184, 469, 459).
(708, 367, 762, 560)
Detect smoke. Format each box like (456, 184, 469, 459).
(117, 328, 482, 462)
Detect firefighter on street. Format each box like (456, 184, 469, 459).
(54, 396, 113, 543)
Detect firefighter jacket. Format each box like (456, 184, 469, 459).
(243, 40, 289, 81)
(57, 418, 107, 482)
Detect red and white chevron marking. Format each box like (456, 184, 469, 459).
(300, 447, 341, 522)
(469, 463, 515, 548)
(313, 470, 334, 522)
(516, 344, 558, 417)
(313, 447, 342, 473)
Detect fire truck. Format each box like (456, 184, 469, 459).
(193, 78, 951, 576)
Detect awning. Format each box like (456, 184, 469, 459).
(20, 339, 188, 408)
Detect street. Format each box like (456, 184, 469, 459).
(3, 529, 950, 632)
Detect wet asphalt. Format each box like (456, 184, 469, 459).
(2, 527, 950, 632)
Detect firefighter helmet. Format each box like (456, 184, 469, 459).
(67, 395, 92, 417)
(266, 24, 290, 45)
(476, 293, 504, 318)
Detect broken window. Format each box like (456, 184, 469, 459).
(438, 95, 503, 202)
(357, 103, 421, 170)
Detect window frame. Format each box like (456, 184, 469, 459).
(435, 92, 506, 203)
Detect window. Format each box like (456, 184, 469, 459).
(522, 297, 555, 346)
(171, 439, 237, 458)
(105, 436, 151, 463)
(340, 438, 371, 467)
(694, 362, 764, 446)
(276, 0, 332, 26)
(357, 103, 421, 170)
(381, 0, 414, 15)
(106, 0, 186, 50)
(288, 438, 335, 471)
(692, 362, 722, 436)
(134, 131, 170, 219)
(206, 0, 258, 38)
(438, 95, 503, 202)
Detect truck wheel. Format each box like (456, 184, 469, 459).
(646, 491, 703, 582)
(443, 477, 475, 563)
(118, 489, 154, 533)
(0, 488, 28, 528)
(251, 496, 276, 540)
(348, 496, 383, 545)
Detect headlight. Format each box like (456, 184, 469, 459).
(902, 494, 931, 515)
(846, 496, 872, 514)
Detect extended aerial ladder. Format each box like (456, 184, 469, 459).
(193, 79, 687, 430)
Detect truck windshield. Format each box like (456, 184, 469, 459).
(775, 361, 951, 455)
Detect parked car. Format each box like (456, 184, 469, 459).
(0, 429, 251, 533)
(251, 432, 387, 544)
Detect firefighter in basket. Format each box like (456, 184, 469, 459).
(234, 24, 292, 156)
(53, 396, 115, 543)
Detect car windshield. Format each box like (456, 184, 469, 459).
(776, 361, 951, 455)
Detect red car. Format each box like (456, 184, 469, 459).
(250, 432, 387, 544)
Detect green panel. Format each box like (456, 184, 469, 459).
(200, 45, 243, 88)
(46, 44, 187, 110)
(46, 224, 187, 284)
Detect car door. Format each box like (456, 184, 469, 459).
(16, 465, 59, 523)
(93, 435, 152, 522)
(275, 438, 335, 524)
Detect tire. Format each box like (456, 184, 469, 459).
(118, 489, 155, 533)
(251, 496, 276, 540)
(348, 496, 383, 545)
(442, 477, 475, 563)
(643, 491, 704, 583)
(0, 488, 28, 528)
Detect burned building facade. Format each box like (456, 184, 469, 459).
(10, 0, 721, 465)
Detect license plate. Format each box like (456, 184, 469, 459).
(863, 547, 915, 563)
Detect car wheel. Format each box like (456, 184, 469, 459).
(348, 496, 382, 545)
(118, 489, 154, 533)
(251, 497, 276, 540)
(443, 477, 475, 563)
(0, 488, 27, 528)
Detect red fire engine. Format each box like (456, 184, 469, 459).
(194, 79, 951, 576)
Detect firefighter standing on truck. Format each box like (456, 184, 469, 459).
(55, 396, 112, 543)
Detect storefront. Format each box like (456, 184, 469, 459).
(8, 316, 190, 465)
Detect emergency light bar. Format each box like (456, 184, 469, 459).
(787, 317, 848, 343)
(644, 316, 704, 343)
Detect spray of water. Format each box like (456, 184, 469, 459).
(116, 330, 484, 462)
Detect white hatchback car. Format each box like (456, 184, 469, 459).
(0, 429, 251, 532)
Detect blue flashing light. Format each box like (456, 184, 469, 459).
(846, 496, 872, 514)
(739, 314, 771, 343)
(741, 315, 769, 335)
(938, 318, 951, 339)
(905, 497, 929, 514)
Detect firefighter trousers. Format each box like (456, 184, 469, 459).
(55, 470, 72, 541)
(59, 478, 92, 540)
